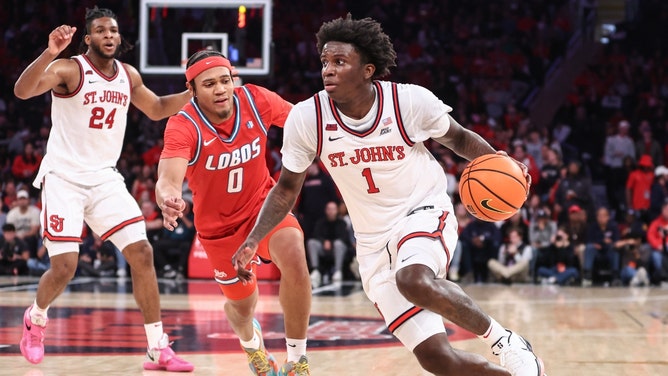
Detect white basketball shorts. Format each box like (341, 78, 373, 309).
(41, 172, 147, 256)
(357, 207, 458, 351)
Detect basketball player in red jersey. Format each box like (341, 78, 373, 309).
(233, 15, 545, 376)
(156, 50, 311, 376)
(13, 7, 193, 372)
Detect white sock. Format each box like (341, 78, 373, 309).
(145, 321, 164, 349)
(240, 331, 261, 350)
(479, 318, 508, 347)
(286, 338, 307, 362)
(30, 300, 49, 326)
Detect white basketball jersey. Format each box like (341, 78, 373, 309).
(34, 55, 131, 187)
(282, 81, 456, 252)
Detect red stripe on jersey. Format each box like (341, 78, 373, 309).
(82, 54, 120, 82)
(53, 58, 85, 99)
(314, 94, 323, 157)
(327, 81, 385, 137)
(99, 216, 144, 240)
(388, 306, 423, 333)
(391, 82, 414, 147)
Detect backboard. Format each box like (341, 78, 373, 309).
(139, 0, 272, 76)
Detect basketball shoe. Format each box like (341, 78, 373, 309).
(492, 330, 546, 376)
(244, 318, 278, 376)
(278, 355, 310, 375)
(143, 333, 194, 372)
(20, 305, 48, 364)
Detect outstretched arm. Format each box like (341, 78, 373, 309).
(14, 25, 78, 99)
(232, 167, 307, 281)
(125, 64, 191, 120)
(155, 157, 189, 231)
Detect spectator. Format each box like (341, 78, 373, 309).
(141, 138, 164, 167)
(152, 200, 195, 279)
(131, 164, 156, 204)
(634, 120, 663, 168)
(564, 204, 588, 272)
(529, 208, 557, 282)
(140, 199, 163, 244)
(536, 226, 580, 286)
(11, 141, 42, 187)
(603, 120, 635, 217)
(2, 179, 18, 212)
(0, 223, 30, 275)
(649, 165, 668, 220)
(500, 211, 530, 245)
(511, 141, 540, 189)
(78, 233, 117, 278)
(307, 201, 352, 288)
(448, 202, 473, 282)
(646, 200, 668, 284)
(625, 155, 655, 222)
(553, 160, 594, 223)
(488, 228, 533, 284)
(297, 160, 339, 239)
(5, 189, 40, 253)
(582, 207, 622, 285)
(27, 245, 50, 277)
(460, 218, 502, 283)
(536, 146, 562, 202)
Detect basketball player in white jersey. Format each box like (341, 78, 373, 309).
(233, 15, 546, 376)
(13, 7, 193, 372)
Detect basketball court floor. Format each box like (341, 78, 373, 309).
(1, 276, 667, 376)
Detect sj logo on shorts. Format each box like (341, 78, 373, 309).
(49, 215, 65, 232)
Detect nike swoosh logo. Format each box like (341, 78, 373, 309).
(480, 199, 512, 214)
(203, 137, 217, 146)
(328, 136, 344, 141)
(401, 254, 417, 263)
(25, 322, 31, 331)
(287, 344, 297, 348)
(88, 80, 98, 84)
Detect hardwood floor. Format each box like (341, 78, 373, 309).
(1, 276, 667, 375)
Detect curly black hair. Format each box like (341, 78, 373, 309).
(78, 6, 133, 56)
(316, 14, 397, 79)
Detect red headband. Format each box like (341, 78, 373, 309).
(185, 56, 233, 82)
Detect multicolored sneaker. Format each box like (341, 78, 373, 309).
(492, 330, 546, 376)
(20, 305, 48, 364)
(243, 318, 278, 376)
(278, 355, 310, 376)
(143, 333, 194, 372)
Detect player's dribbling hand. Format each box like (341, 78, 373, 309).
(48, 25, 77, 56)
(160, 197, 185, 231)
(496, 150, 532, 194)
(232, 240, 258, 283)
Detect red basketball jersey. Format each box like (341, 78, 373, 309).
(161, 84, 292, 237)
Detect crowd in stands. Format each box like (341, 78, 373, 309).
(1, 0, 668, 288)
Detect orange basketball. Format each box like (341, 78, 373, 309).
(458, 154, 528, 222)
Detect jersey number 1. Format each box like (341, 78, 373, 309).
(362, 168, 380, 194)
(89, 107, 116, 129)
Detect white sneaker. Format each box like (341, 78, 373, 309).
(637, 267, 649, 286)
(332, 270, 343, 283)
(310, 270, 321, 289)
(492, 330, 546, 376)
